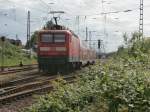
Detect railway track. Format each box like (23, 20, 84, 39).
(0, 74, 75, 105)
(0, 72, 42, 88)
(0, 64, 37, 70)
(0, 64, 38, 75)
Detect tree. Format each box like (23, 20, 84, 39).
(44, 20, 55, 29)
(25, 31, 38, 49)
(123, 32, 128, 47)
(30, 31, 38, 47)
(129, 32, 141, 43)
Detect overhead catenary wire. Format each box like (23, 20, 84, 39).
(38, 0, 50, 9)
(0, 0, 50, 25)
(0, 0, 49, 13)
(65, 4, 150, 17)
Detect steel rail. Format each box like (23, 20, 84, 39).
(0, 75, 76, 104)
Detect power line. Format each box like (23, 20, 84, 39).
(39, 0, 50, 8)
(65, 4, 150, 17)
(0, 0, 49, 13)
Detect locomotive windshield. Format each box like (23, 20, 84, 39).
(41, 34, 53, 42)
(41, 33, 66, 43)
(54, 34, 65, 42)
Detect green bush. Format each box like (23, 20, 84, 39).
(24, 36, 150, 112)
(0, 40, 36, 66)
(24, 59, 150, 112)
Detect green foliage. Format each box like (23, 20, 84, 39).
(25, 31, 38, 49)
(0, 40, 36, 66)
(24, 59, 150, 112)
(123, 32, 128, 46)
(44, 20, 55, 29)
(24, 32, 150, 112)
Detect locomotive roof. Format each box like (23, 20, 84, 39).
(38, 30, 79, 38)
(39, 30, 69, 32)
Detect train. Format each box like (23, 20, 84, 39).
(37, 25, 96, 74)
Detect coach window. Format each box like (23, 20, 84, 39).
(54, 34, 65, 43)
(41, 34, 53, 42)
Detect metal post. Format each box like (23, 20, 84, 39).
(98, 40, 102, 58)
(1, 40, 4, 71)
(29, 11, 31, 58)
(28, 11, 30, 49)
(27, 11, 29, 49)
(86, 27, 88, 41)
(89, 31, 91, 48)
(27, 11, 31, 49)
(77, 16, 80, 35)
(1, 36, 5, 71)
(27, 11, 31, 58)
(139, 0, 144, 39)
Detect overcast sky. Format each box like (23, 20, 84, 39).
(0, 0, 150, 52)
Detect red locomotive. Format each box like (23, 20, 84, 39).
(37, 25, 96, 74)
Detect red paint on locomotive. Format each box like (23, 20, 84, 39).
(37, 29, 96, 73)
(38, 30, 69, 56)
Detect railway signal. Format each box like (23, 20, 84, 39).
(98, 39, 101, 49)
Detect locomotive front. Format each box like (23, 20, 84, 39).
(38, 30, 70, 73)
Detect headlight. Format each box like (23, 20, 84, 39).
(55, 47, 66, 51)
(40, 47, 50, 51)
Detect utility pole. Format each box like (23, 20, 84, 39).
(27, 11, 31, 58)
(85, 27, 88, 41)
(27, 11, 30, 49)
(89, 31, 92, 48)
(1, 36, 5, 71)
(84, 16, 88, 41)
(76, 16, 80, 35)
(139, 0, 144, 39)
